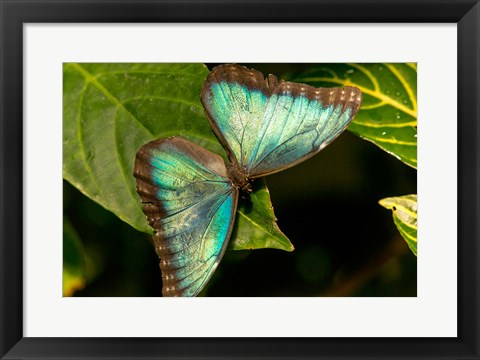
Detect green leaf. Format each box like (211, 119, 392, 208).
(379, 194, 417, 256)
(229, 179, 294, 252)
(63, 63, 222, 234)
(63, 217, 87, 296)
(63, 63, 291, 252)
(288, 63, 417, 168)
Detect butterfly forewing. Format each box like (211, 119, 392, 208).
(134, 137, 238, 296)
(201, 64, 272, 167)
(247, 81, 362, 176)
(201, 64, 362, 177)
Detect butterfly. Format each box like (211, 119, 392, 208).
(134, 64, 362, 296)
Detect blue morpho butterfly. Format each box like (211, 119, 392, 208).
(134, 64, 362, 296)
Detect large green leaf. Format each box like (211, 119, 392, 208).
(229, 179, 294, 252)
(63, 217, 86, 296)
(288, 63, 417, 168)
(379, 194, 417, 256)
(63, 63, 291, 251)
(63, 63, 218, 233)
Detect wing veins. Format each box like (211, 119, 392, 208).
(160, 187, 232, 227)
(152, 169, 223, 190)
(158, 182, 227, 202)
(250, 128, 317, 172)
(212, 73, 244, 156)
(225, 82, 246, 165)
(319, 101, 349, 144)
(167, 259, 215, 288)
(249, 94, 280, 167)
(152, 157, 212, 181)
(239, 86, 254, 165)
(196, 191, 233, 262)
(161, 191, 233, 296)
(273, 96, 295, 147)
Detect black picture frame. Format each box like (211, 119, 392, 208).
(1, 0, 479, 359)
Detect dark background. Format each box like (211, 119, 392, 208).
(63, 63, 417, 297)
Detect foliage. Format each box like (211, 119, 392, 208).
(289, 64, 418, 254)
(379, 195, 418, 256)
(230, 179, 293, 252)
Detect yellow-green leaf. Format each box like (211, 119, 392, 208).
(63, 63, 221, 234)
(379, 194, 417, 256)
(288, 63, 417, 168)
(229, 179, 294, 252)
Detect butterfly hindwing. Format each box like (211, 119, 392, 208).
(201, 64, 362, 177)
(134, 137, 238, 296)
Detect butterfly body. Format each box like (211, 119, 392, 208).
(226, 162, 252, 193)
(134, 64, 362, 296)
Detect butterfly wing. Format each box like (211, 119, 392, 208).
(134, 137, 238, 297)
(200, 64, 272, 168)
(201, 64, 362, 177)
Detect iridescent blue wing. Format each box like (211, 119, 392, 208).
(134, 137, 238, 297)
(201, 64, 362, 177)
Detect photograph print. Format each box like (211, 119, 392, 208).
(63, 63, 417, 297)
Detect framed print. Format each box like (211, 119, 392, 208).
(1, 0, 479, 359)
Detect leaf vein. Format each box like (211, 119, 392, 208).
(75, 80, 101, 193)
(362, 135, 416, 146)
(385, 64, 417, 113)
(121, 95, 203, 111)
(237, 209, 283, 241)
(348, 63, 380, 91)
(353, 121, 417, 128)
(70, 63, 155, 136)
(113, 107, 146, 216)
